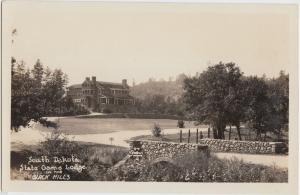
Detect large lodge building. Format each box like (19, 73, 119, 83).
(66, 76, 135, 112)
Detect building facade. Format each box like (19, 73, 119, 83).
(66, 76, 135, 112)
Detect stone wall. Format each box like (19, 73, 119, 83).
(128, 140, 209, 162)
(198, 139, 287, 154)
(110, 140, 209, 175)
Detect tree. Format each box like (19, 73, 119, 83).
(11, 58, 84, 131)
(41, 68, 68, 116)
(11, 59, 44, 130)
(243, 76, 270, 140)
(31, 59, 44, 88)
(183, 62, 242, 139)
(225, 77, 249, 140)
(264, 71, 289, 139)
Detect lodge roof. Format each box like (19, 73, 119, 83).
(97, 81, 127, 89)
(68, 81, 128, 90)
(68, 84, 82, 88)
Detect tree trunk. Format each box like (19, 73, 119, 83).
(236, 123, 242, 140)
(216, 122, 225, 139)
(256, 128, 261, 141)
(213, 126, 218, 139)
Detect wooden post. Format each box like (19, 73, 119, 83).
(188, 129, 191, 143)
(179, 130, 182, 143)
(200, 131, 203, 139)
(229, 125, 232, 140)
(196, 128, 199, 144)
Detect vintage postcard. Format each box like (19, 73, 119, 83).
(1, 1, 298, 194)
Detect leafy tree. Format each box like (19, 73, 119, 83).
(243, 76, 270, 140)
(183, 62, 242, 139)
(264, 71, 289, 139)
(225, 77, 249, 140)
(11, 58, 87, 131)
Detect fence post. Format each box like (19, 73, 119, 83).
(196, 128, 199, 144)
(180, 130, 182, 143)
(229, 125, 232, 140)
(188, 129, 190, 143)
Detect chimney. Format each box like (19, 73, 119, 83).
(92, 76, 96, 83)
(86, 77, 90, 81)
(122, 79, 127, 87)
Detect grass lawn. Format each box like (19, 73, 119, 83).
(41, 117, 200, 135)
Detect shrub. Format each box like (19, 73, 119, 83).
(138, 161, 183, 182)
(36, 129, 128, 181)
(115, 152, 288, 182)
(152, 123, 162, 137)
(102, 108, 112, 113)
(177, 120, 185, 128)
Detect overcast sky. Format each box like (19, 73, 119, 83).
(4, 2, 297, 85)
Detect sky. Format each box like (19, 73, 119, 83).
(3, 2, 297, 85)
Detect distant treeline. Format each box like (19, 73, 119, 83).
(130, 74, 187, 116)
(11, 57, 89, 131)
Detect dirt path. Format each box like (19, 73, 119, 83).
(11, 124, 205, 148)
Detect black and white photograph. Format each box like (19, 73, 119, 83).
(1, 1, 298, 194)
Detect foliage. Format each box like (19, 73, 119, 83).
(243, 76, 270, 140)
(183, 62, 289, 141)
(177, 120, 185, 128)
(102, 108, 112, 114)
(243, 72, 289, 140)
(183, 62, 243, 139)
(11, 57, 89, 130)
(131, 74, 187, 116)
(108, 152, 287, 182)
(11, 130, 128, 181)
(152, 123, 162, 137)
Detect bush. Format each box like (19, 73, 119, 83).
(102, 108, 112, 114)
(152, 123, 162, 137)
(177, 120, 185, 128)
(112, 152, 288, 182)
(15, 129, 129, 181)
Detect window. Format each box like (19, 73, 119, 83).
(100, 98, 106, 104)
